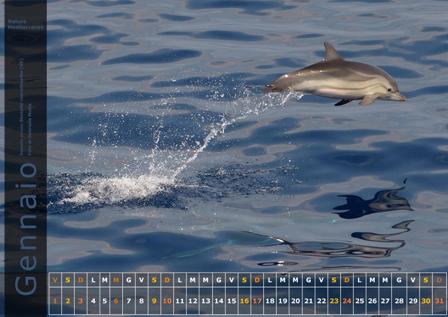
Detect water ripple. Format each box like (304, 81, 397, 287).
(102, 49, 202, 64)
(185, 0, 295, 15)
(159, 13, 194, 22)
(85, 0, 135, 7)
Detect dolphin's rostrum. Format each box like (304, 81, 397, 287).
(264, 42, 406, 106)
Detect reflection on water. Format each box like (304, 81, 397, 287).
(333, 183, 412, 219)
(254, 219, 413, 265)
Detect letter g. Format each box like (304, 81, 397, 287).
(15, 276, 36, 295)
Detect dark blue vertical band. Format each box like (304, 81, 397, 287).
(5, 1, 47, 316)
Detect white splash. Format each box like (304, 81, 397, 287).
(171, 89, 300, 179)
(60, 174, 175, 204)
(59, 87, 302, 205)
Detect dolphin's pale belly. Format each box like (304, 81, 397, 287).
(291, 75, 383, 99)
(313, 87, 364, 99)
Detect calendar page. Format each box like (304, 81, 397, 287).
(4, 1, 448, 316)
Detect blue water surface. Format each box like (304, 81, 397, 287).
(41, 0, 448, 277)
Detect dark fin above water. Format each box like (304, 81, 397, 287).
(324, 42, 343, 61)
(334, 99, 352, 106)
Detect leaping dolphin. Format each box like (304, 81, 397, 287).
(264, 42, 406, 106)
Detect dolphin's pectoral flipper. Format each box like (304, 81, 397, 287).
(334, 99, 352, 106)
(360, 94, 379, 106)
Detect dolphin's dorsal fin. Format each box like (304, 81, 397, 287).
(324, 42, 342, 61)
